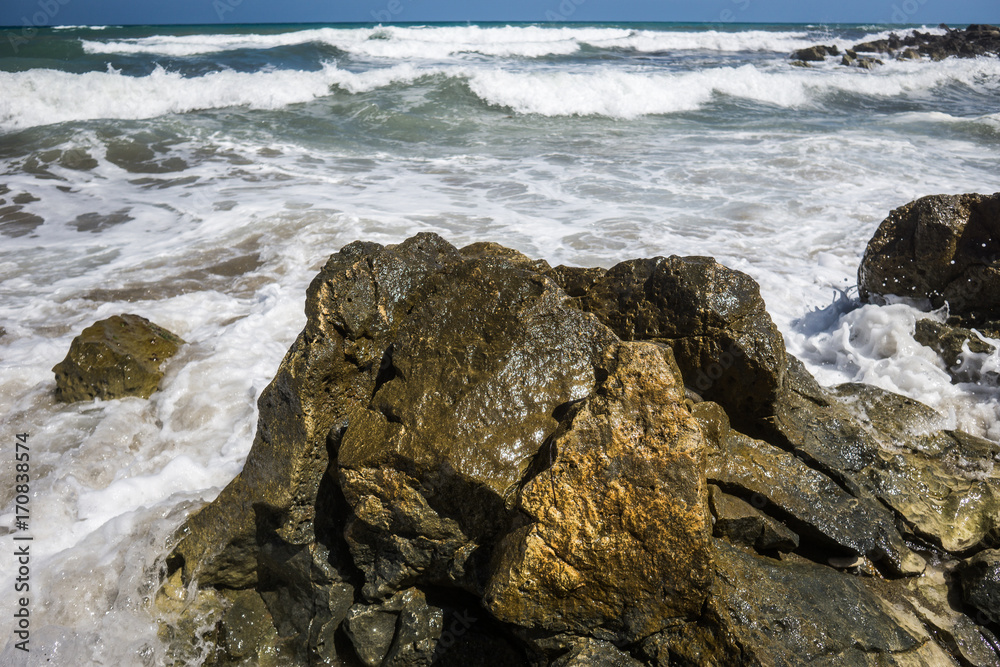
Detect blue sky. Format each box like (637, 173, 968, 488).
(0, 0, 996, 28)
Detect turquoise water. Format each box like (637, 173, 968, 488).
(0, 22, 999, 664)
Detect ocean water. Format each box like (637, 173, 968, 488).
(0, 21, 999, 664)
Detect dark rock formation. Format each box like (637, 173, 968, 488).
(165, 234, 713, 665)
(859, 192, 1000, 331)
(567, 255, 787, 426)
(960, 550, 1000, 625)
(159, 230, 1000, 666)
(809, 24, 1000, 63)
(52, 313, 185, 402)
(791, 45, 838, 61)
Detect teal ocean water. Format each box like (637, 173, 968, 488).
(1, 22, 999, 663)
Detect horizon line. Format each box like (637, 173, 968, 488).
(0, 19, 977, 30)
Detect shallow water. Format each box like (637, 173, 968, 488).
(1, 22, 999, 664)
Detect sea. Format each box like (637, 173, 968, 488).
(0, 21, 999, 665)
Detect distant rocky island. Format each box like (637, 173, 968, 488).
(55, 193, 1000, 665)
(792, 23, 1000, 69)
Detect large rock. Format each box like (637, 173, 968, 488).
(334, 239, 619, 600)
(163, 231, 1000, 666)
(168, 233, 713, 664)
(858, 192, 1000, 328)
(52, 313, 185, 402)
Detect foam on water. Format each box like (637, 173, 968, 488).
(791, 302, 1000, 441)
(80, 24, 825, 59)
(4, 55, 999, 131)
(468, 57, 1000, 118)
(0, 64, 345, 131)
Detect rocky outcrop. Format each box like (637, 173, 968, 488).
(791, 44, 838, 61)
(796, 25, 1000, 66)
(853, 24, 1000, 61)
(859, 192, 1000, 332)
(52, 313, 185, 402)
(164, 234, 714, 665)
(159, 229, 1000, 666)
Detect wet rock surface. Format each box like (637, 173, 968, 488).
(484, 342, 712, 643)
(859, 192, 1000, 329)
(914, 318, 998, 384)
(52, 313, 185, 402)
(960, 550, 1000, 625)
(160, 225, 1000, 665)
(566, 255, 787, 426)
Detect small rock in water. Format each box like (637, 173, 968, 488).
(791, 45, 837, 61)
(52, 313, 185, 402)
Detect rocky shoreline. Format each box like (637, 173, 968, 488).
(55, 193, 1000, 665)
(792, 23, 1000, 68)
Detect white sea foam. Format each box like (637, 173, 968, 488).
(792, 302, 1000, 441)
(4, 56, 999, 130)
(0, 64, 344, 130)
(80, 24, 822, 59)
(78, 25, 950, 62)
(468, 58, 1000, 118)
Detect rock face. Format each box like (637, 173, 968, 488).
(571, 256, 787, 426)
(166, 234, 713, 665)
(960, 550, 1000, 625)
(484, 343, 711, 643)
(161, 228, 1000, 666)
(859, 192, 1000, 330)
(52, 313, 185, 402)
